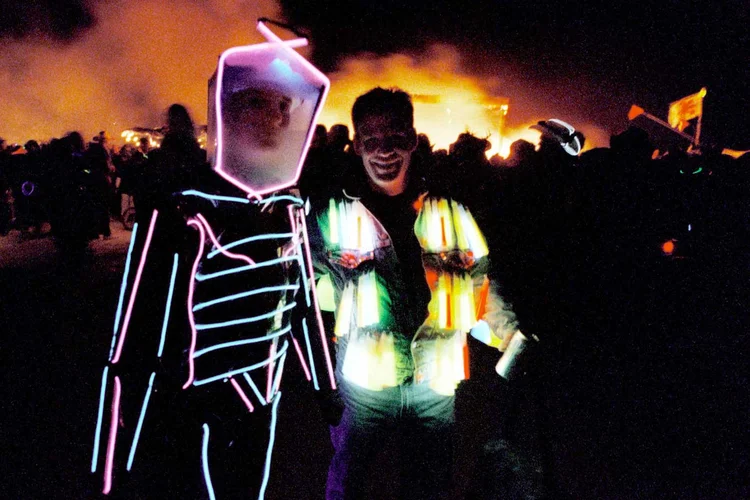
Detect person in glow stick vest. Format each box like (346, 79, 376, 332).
(306, 87, 521, 500)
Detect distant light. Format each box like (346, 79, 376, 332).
(662, 240, 676, 255)
(688, 224, 692, 232)
(21, 181, 35, 196)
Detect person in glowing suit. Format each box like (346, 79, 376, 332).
(306, 87, 521, 500)
(89, 22, 336, 499)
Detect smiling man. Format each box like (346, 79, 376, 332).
(307, 87, 520, 499)
(352, 94, 417, 196)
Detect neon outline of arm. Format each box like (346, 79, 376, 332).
(196, 213, 255, 265)
(201, 424, 217, 500)
(111, 210, 159, 364)
(229, 377, 255, 412)
(258, 390, 282, 499)
(102, 376, 121, 495)
(194, 302, 296, 331)
(272, 350, 287, 395)
(181, 189, 250, 204)
(291, 336, 312, 382)
(287, 205, 311, 307)
(194, 255, 298, 281)
(183, 219, 207, 389)
(192, 284, 299, 312)
(193, 324, 291, 358)
(157, 254, 179, 358)
(91, 366, 109, 472)
(266, 341, 277, 403)
(207, 233, 294, 259)
(300, 214, 337, 389)
(243, 372, 268, 406)
(126, 372, 156, 471)
(193, 340, 289, 386)
(302, 318, 320, 390)
(109, 223, 139, 360)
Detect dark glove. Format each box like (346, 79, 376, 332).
(314, 388, 344, 427)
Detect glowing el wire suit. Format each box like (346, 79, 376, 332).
(90, 21, 335, 499)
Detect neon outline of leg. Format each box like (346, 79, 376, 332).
(91, 366, 109, 473)
(259, 391, 282, 499)
(102, 376, 121, 495)
(201, 423, 217, 500)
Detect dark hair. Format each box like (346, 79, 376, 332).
(166, 103, 196, 139)
(351, 87, 414, 132)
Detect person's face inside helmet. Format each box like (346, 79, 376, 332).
(225, 87, 292, 150)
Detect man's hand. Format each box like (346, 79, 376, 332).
(469, 320, 503, 348)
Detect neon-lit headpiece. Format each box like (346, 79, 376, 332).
(530, 118, 582, 156)
(207, 21, 330, 198)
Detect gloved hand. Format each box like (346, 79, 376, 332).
(314, 388, 344, 427)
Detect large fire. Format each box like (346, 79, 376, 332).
(320, 46, 544, 158)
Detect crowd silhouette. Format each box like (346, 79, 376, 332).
(2, 112, 749, 496)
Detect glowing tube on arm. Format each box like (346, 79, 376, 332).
(299, 214, 337, 389)
(111, 210, 159, 364)
(157, 254, 179, 357)
(109, 223, 139, 360)
(126, 372, 156, 471)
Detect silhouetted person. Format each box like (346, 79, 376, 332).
(140, 104, 208, 225)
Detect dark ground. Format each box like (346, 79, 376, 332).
(1, 226, 748, 499)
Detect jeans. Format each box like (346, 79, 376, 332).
(326, 380, 455, 500)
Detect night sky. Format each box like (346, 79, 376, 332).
(1, 0, 748, 149)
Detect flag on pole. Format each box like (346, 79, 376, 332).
(668, 88, 707, 132)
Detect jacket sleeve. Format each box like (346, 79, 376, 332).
(475, 274, 520, 351)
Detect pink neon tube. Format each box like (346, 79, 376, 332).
(196, 213, 256, 265)
(291, 336, 312, 381)
(183, 218, 207, 389)
(102, 376, 121, 495)
(112, 210, 159, 364)
(299, 214, 337, 389)
(229, 377, 255, 413)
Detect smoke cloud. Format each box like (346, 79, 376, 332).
(0, 0, 283, 145)
(1, 2, 613, 153)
